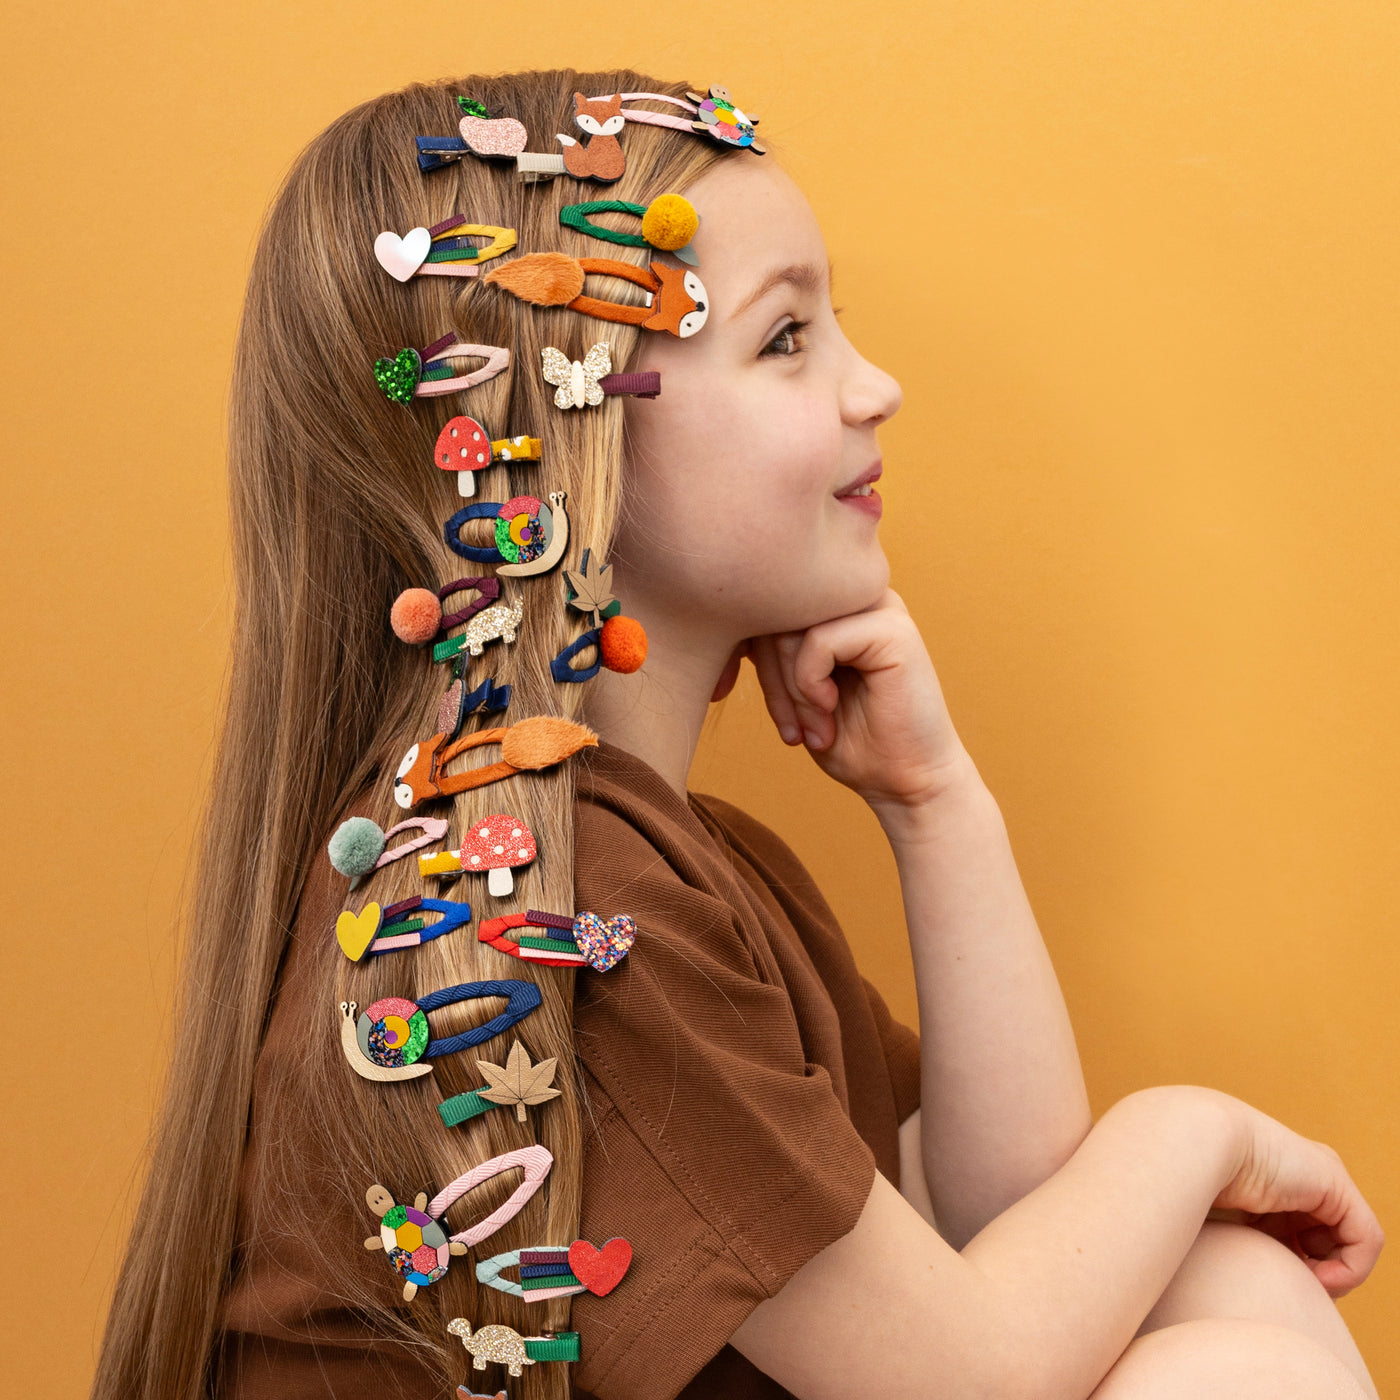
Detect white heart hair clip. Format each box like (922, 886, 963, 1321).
(540, 344, 660, 411)
(374, 215, 517, 282)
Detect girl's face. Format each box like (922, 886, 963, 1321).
(617, 159, 902, 647)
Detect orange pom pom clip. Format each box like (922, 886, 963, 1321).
(600, 615, 647, 674)
(391, 588, 443, 645)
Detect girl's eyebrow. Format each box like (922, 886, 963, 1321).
(726, 259, 833, 321)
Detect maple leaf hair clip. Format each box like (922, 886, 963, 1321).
(552, 548, 648, 683)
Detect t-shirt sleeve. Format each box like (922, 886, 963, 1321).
(860, 974, 923, 1125)
(569, 802, 879, 1400)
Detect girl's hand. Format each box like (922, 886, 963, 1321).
(1202, 1086, 1385, 1298)
(744, 589, 976, 814)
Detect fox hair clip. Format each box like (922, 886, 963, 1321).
(485, 252, 709, 339)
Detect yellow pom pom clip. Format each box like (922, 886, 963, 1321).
(640, 194, 700, 252)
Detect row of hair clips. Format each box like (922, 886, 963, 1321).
(416, 86, 764, 182)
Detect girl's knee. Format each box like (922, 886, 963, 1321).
(1138, 1219, 1336, 1337)
(1093, 1318, 1372, 1400)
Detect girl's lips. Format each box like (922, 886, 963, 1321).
(836, 486, 882, 519)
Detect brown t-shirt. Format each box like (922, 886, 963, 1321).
(218, 740, 922, 1399)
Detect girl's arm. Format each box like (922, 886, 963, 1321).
(881, 764, 1093, 1248)
(731, 1087, 1238, 1400)
(750, 591, 1091, 1247)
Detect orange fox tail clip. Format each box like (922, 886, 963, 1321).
(393, 716, 598, 809)
(486, 254, 709, 339)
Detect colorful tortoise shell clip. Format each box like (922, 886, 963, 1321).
(486, 253, 708, 338)
(373, 333, 510, 406)
(374, 215, 517, 281)
(364, 1145, 553, 1301)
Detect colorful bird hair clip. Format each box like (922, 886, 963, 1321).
(374, 215, 517, 282)
(485, 253, 708, 338)
(541, 343, 659, 411)
(560, 193, 700, 265)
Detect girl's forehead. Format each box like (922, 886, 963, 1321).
(685, 162, 827, 301)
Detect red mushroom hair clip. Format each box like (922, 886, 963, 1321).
(417, 813, 538, 897)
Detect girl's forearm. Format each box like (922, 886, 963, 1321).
(876, 764, 1093, 1250)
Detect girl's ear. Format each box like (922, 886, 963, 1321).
(711, 643, 748, 702)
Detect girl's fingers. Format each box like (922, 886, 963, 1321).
(748, 636, 803, 745)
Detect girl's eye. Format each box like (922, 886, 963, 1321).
(761, 320, 808, 358)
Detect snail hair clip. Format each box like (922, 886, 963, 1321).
(448, 1318, 580, 1374)
(373, 332, 510, 407)
(418, 812, 537, 897)
(393, 715, 598, 809)
(560, 193, 700, 266)
(437, 1037, 561, 1128)
(445, 491, 569, 577)
(541, 343, 660, 411)
(328, 815, 449, 889)
(479, 909, 636, 973)
(374, 215, 517, 282)
(433, 415, 540, 498)
(363, 1144, 553, 1300)
(476, 1237, 632, 1300)
(485, 253, 709, 339)
(334, 894, 473, 962)
(338, 977, 541, 1082)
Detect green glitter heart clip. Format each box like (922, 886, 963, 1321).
(373, 332, 511, 408)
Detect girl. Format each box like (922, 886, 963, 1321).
(93, 68, 1383, 1400)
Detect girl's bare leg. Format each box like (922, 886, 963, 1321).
(1091, 1318, 1374, 1400)
(1131, 1220, 1378, 1400)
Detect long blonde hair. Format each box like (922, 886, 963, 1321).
(94, 69, 728, 1400)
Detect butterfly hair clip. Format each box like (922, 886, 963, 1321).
(541, 343, 659, 411)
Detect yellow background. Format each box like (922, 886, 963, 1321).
(3, 1, 1396, 1392)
